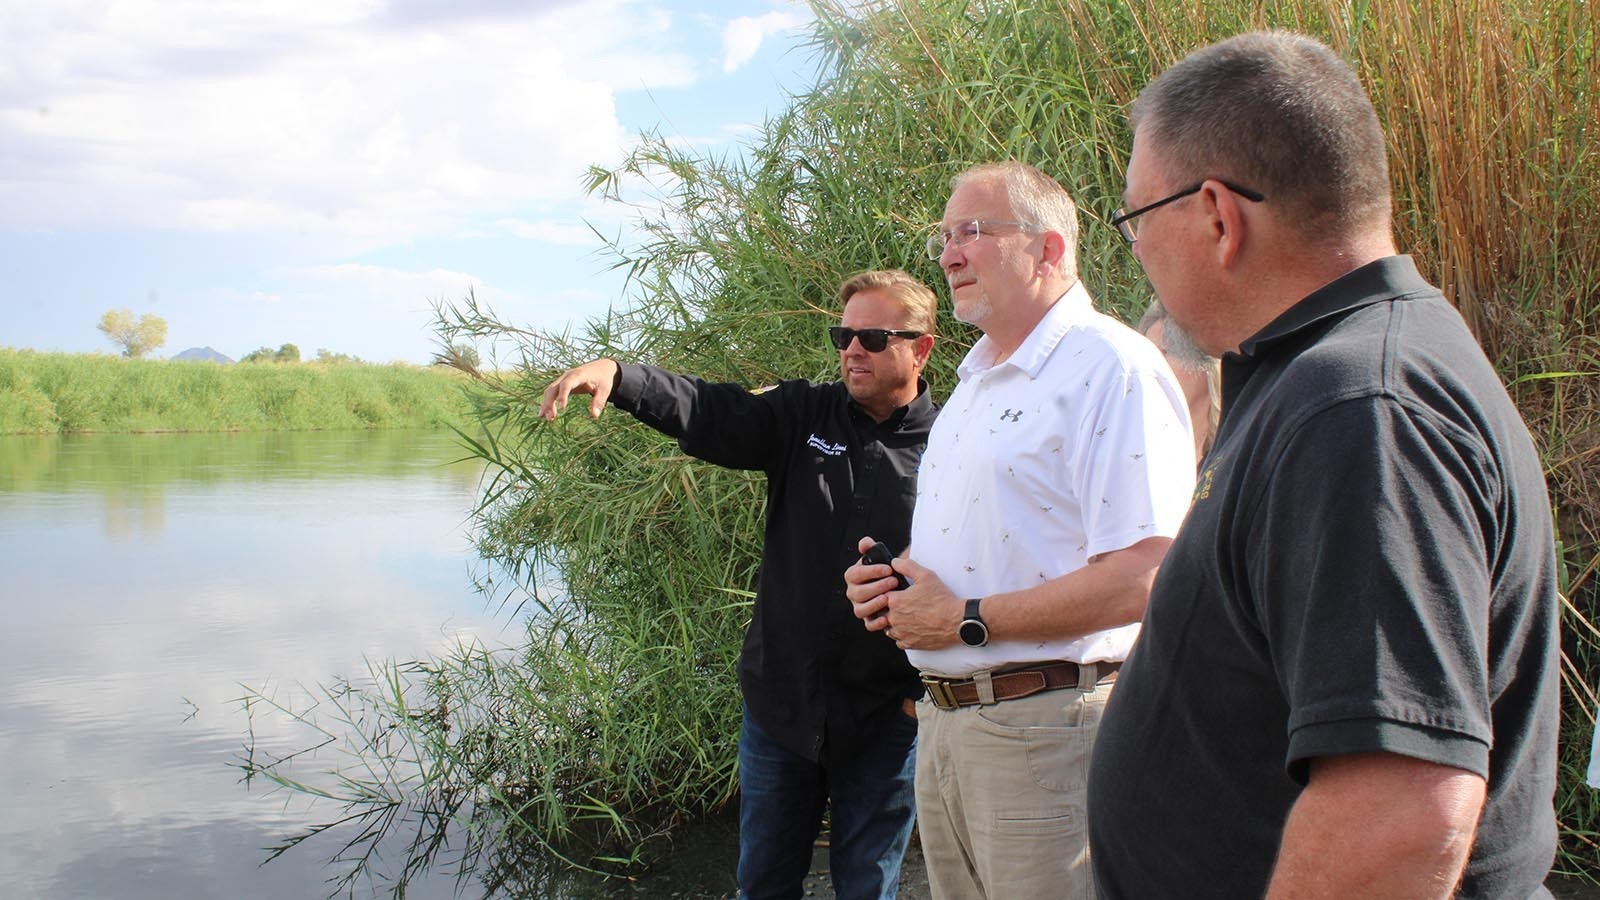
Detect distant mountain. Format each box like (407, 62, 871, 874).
(171, 346, 234, 363)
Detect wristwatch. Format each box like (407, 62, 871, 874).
(958, 598, 989, 647)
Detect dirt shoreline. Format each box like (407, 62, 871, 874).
(795, 840, 1599, 900)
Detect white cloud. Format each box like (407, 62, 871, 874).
(287, 262, 480, 296)
(267, 261, 619, 358)
(0, 0, 818, 365)
(491, 217, 602, 246)
(721, 9, 807, 74)
(0, 0, 700, 241)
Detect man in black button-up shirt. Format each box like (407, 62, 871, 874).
(539, 269, 939, 900)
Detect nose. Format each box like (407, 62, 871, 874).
(939, 239, 963, 271)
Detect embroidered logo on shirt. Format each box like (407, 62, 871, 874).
(1194, 466, 1214, 502)
(806, 434, 846, 456)
(999, 409, 1023, 422)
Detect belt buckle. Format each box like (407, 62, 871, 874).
(921, 675, 959, 710)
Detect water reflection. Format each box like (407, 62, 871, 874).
(0, 430, 504, 898)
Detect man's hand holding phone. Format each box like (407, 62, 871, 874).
(846, 538, 964, 651)
(847, 537, 907, 632)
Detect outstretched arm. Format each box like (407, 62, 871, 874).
(539, 358, 620, 421)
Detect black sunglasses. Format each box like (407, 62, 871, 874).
(829, 326, 922, 353)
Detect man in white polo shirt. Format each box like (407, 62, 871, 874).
(845, 161, 1195, 898)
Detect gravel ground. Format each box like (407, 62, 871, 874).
(795, 839, 1598, 900)
(631, 815, 1598, 899)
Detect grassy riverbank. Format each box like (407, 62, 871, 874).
(0, 348, 473, 433)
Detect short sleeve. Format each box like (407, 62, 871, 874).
(1246, 395, 1498, 782)
(1075, 367, 1197, 558)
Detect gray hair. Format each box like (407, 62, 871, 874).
(1129, 31, 1392, 242)
(950, 162, 1079, 282)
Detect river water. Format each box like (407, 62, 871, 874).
(0, 430, 516, 897)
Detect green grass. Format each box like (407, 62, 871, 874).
(0, 348, 476, 433)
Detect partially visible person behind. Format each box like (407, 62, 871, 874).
(540, 270, 941, 900)
(1137, 295, 1219, 461)
(1589, 704, 1599, 789)
(1090, 31, 1560, 900)
(845, 161, 1196, 899)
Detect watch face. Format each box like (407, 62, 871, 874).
(959, 618, 987, 647)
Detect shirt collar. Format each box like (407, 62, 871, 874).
(1233, 255, 1433, 362)
(958, 280, 1093, 380)
(848, 378, 937, 431)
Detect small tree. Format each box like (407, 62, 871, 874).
(276, 343, 300, 363)
(432, 342, 480, 370)
(97, 309, 168, 358)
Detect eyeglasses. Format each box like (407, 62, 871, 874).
(829, 326, 922, 353)
(925, 219, 1037, 260)
(1111, 181, 1265, 243)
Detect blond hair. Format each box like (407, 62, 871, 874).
(837, 269, 939, 335)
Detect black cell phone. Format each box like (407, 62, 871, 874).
(862, 541, 910, 590)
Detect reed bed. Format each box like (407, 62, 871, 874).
(238, 0, 1600, 890)
(0, 348, 473, 433)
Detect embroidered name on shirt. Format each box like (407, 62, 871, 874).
(807, 434, 846, 456)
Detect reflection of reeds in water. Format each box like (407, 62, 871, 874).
(0, 428, 479, 494)
(243, 0, 1599, 890)
(238, 615, 749, 894)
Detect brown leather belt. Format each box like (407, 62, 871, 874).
(920, 660, 1121, 710)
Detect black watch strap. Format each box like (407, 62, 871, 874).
(958, 597, 988, 647)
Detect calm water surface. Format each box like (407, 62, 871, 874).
(0, 430, 512, 898)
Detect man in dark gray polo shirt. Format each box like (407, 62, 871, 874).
(1090, 32, 1559, 900)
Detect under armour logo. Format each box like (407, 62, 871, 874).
(999, 409, 1023, 422)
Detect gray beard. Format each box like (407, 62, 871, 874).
(954, 292, 992, 326)
(1159, 314, 1213, 371)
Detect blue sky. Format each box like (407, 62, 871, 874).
(0, 0, 816, 363)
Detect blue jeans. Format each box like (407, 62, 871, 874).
(736, 704, 917, 900)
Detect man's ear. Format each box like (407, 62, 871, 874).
(913, 334, 935, 369)
(1038, 230, 1069, 277)
(1204, 180, 1248, 269)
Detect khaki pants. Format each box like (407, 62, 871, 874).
(914, 679, 1111, 899)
